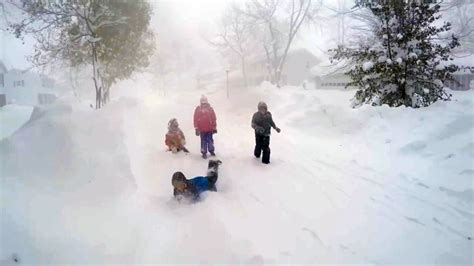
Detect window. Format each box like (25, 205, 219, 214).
(0, 94, 5, 107)
(14, 80, 25, 87)
(41, 78, 54, 88)
(0, 73, 4, 87)
(38, 93, 56, 105)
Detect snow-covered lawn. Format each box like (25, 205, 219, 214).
(1, 84, 472, 264)
(0, 105, 33, 140)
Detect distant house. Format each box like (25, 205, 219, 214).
(312, 56, 474, 91)
(0, 61, 57, 106)
(311, 61, 356, 90)
(0, 61, 8, 107)
(445, 56, 474, 91)
(232, 48, 320, 87)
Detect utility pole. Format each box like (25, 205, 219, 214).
(226, 69, 229, 99)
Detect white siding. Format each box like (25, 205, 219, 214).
(3, 70, 56, 105)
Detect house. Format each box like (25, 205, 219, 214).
(0, 61, 8, 107)
(0, 61, 57, 106)
(312, 55, 474, 91)
(282, 49, 320, 86)
(444, 56, 474, 91)
(232, 48, 320, 87)
(446, 67, 474, 91)
(311, 60, 357, 90)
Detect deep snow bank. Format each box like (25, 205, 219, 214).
(0, 104, 33, 140)
(1, 101, 138, 264)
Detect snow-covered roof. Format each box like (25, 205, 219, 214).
(7, 68, 30, 75)
(451, 54, 474, 74)
(247, 48, 319, 65)
(452, 54, 474, 66)
(311, 59, 353, 77)
(312, 54, 474, 77)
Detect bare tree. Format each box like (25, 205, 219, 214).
(321, 0, 365, 46)
(237, 0, 321, 87)
(211, 5, 258, 87)
(441, 0, 474, 54)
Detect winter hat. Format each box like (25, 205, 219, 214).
(200, 95, 208, 104)
(172, 171, 186, 187)
(168, 118, 179, 131)
(258, 101, 268, 111)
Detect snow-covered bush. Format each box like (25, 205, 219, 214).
(331, 0, 460, 108)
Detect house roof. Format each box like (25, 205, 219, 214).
(247, 48, 319, 65)
(311, 58, 353, 77)
(312, 53, 474, 77)
(0, 60, 7, 73)
(451, 54, 474, 74)
(7, 67, 39, 76)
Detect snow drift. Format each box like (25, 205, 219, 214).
(0, 105, 33, 140)
(1, 82, 472, 265)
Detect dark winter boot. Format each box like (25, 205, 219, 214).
(254, 146, 261, 158)
(208, 159, 222, 169)
(262, 147, 270, 164)
(210, 151, 216, 157)
(207, 160, 222, 190)
(260, 135, 271, 164)
(202, 153, 207, 159)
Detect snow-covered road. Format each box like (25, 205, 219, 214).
(1, 84, 472, 264)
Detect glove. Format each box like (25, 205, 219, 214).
(195, 129, 200, 136)
(276, 127, 281, 133)
(255, 127, 265, 135)
(212, 129, 218, 134)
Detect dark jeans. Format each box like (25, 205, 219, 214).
(254, 134, 270, 164)
(200, 132, 215, 155)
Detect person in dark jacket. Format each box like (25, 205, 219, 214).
(172, 159, 222, 202)
(251, 101, 281, 164)
(193, 95, 217, 159)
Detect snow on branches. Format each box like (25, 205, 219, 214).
(330, 0, 459, 108)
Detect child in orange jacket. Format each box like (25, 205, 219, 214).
(165, 118, 189, 153)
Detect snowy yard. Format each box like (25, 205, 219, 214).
(1, 84, 473, 264)
(0, 105, 33, 140)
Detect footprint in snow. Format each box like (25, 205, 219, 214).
(405, 216, 425, 226)
(302, 227, 323, 244)
(339, 244, 357, 255)
(417, 182, 430, 189)
(433, 217, 472, 240)
(459, 169, 474, 176)
(443, 153, 455, 160)
(439, 187, 474, 204)
(399, 141, 427, 154)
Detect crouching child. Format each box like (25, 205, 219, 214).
(172, 160, 222, 202)
(165, 118, 189, 153)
